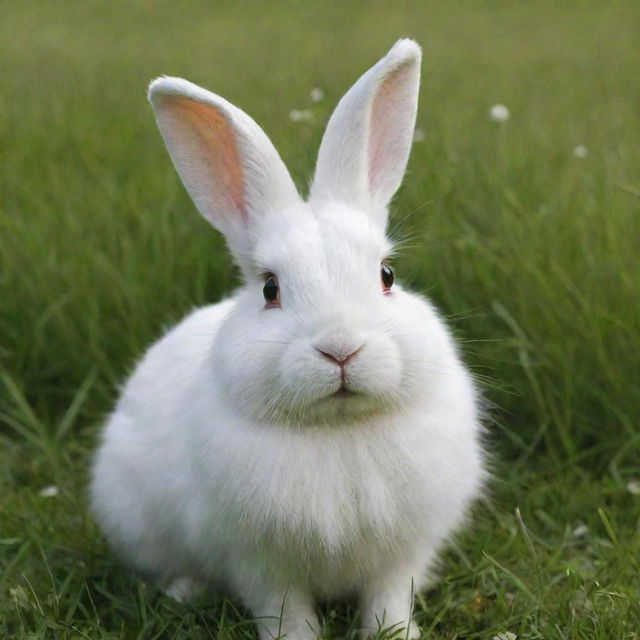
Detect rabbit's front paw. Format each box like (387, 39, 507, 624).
(360, 579, 420, 640)
(163, 576, 206, 603)
(237, 579, 319, 640)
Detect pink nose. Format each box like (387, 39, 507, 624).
(316, 345, 363, 366)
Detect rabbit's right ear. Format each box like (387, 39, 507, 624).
(148, 78, 301, 259)
(310, 40, 421, 229)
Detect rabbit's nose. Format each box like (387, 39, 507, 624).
(315, 344, 364, 366)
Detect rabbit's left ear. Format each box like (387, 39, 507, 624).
(310, 39, 421, 228)
(148, 77, 301, 263)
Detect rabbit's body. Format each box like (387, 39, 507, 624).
(91, 40, 485, 639)
(93, 293, 481, 596)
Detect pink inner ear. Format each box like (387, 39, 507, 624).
(159, 96, 247, 222)
(368, 60, 416, 201)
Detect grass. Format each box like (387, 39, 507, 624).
(1, 0, 639, 638)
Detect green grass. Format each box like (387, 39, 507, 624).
(1, 0, 639, 638)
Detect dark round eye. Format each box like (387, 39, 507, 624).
(263, 275, 279, 305)
(381, 263, 394, 291)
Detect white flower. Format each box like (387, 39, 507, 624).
(310, 87, 325, 103)
(573, 523, 589, 537)
(9, 586, 30, 607)
(489, 104, 510, 122)
(39, 485, 59, 498)
(573, 144, 588, 159)
(627, 479, 640, 495)
(492, 633, 517, 640)
(289, 109, 313, 122)
(412, 128, 426, 143)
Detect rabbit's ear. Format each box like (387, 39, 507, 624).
(149, 77, 301, 254)
(310, 39, 421, 227)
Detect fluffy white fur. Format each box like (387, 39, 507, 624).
(90, 39, 486, 640)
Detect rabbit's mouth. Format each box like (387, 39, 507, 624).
(333, 386, 359, 398)
(302, 364, 399, 416)
(322, 383, 380, 407)
(262, 380, 395, 425)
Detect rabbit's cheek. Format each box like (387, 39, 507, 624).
(346, 339, 402, 397)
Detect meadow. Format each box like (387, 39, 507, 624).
(1, 1, 638, 638)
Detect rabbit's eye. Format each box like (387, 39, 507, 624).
(381, 263, 394, 291)
(263, 274, 280, 306)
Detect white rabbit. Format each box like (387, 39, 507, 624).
(90, 39, 486, 640)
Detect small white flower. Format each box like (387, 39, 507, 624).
(288, 109, 313, 122)
(489, 104, 510, 122)
(573, 144, 588, 158)
(310, 87, 325, 103)
(573, 523, 589, 537)
(9, 586, 30, 607)
(627, 479, 640, 495)
(412, 128, 426, 143)
(492, 632, 517, 640)
(39, 485, 59, 498)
